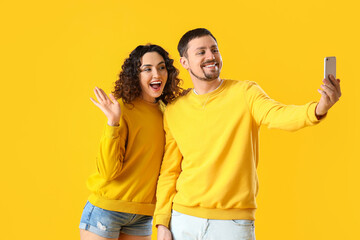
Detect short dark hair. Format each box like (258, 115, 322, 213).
(177, 28, 217, 57)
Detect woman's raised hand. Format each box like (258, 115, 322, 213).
(90, 87, 122, 126)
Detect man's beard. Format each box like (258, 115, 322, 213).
(190, 67, 220, 81)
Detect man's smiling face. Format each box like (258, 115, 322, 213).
(181, 35, 223, 82)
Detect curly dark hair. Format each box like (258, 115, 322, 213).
(113, 44, 184, 105)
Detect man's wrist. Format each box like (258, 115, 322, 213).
(315, 104, 327, 120)
(315, 112, 327, 120)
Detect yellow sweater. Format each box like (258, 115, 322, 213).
(154, 79, 322, 227)
(87, 98, 165, 216)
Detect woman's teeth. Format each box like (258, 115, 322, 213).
(150, 81, 161, 90)
(150, 81, 161, 86)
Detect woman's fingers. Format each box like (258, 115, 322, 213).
(94, 87, 104, 103)
(109, 93, 118, 104)
(94, 87, 115, 105)
(90, 97, 100, 107)
(99, 88, 112, 104)
(96, 87, 109, 102)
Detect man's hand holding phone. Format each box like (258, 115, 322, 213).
(315, 57, 342, 118)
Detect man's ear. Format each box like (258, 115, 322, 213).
(180, 56, 189, 70)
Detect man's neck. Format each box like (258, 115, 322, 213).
(192, 78, 222, 95)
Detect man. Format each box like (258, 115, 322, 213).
(155, 28, 341, 240)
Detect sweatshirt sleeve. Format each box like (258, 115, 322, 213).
(154, 112, 183, 228)
(244, 81, 323, 131)
(96, 116, 128, 181)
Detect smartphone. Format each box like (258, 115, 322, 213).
(324, 56, 336, 82)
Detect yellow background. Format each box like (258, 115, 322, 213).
(1, 0, 359, 239)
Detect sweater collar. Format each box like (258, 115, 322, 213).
(190, 79, 227, 100)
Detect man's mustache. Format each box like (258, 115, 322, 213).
(201, 60, 218, 67)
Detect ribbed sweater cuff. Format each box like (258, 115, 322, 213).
(154, 214, 171, 228)
(307, 102, 326, 124)
(104, 123, 120, 138)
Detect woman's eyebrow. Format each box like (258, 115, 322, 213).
(141, 61, 165, 68)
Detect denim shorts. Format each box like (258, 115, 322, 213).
(79, 201, 153, 238)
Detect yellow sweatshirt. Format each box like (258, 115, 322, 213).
(154, 79, 322, 227)
(87, 98, 165, 216)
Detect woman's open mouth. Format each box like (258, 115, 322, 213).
(149, 81, 162, 91)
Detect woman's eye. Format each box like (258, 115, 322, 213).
(143, 68, 151, 72)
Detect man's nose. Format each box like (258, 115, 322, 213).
(205, 50, 215, 60)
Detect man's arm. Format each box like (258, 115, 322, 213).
(244, 75, 341, 130)
(154, 113, 183, 240)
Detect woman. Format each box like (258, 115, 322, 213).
(79, 44, 183, 240)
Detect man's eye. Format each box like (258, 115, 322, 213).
(197, 51, 205, 55)
(212, 49, 219, 53)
